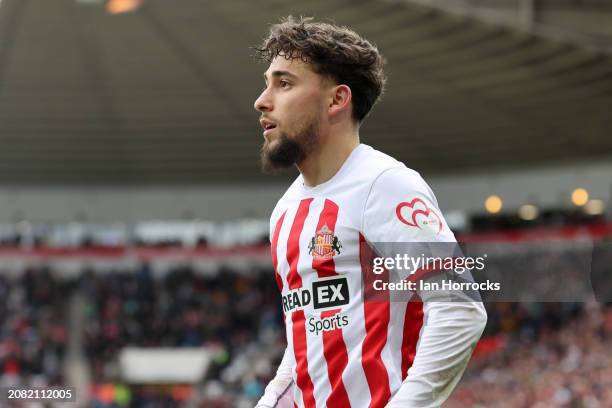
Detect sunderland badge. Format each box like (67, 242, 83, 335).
(308, 224, 342, 260)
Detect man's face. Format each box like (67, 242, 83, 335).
(254, 56, 329, 173)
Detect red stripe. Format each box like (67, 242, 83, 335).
(285, 199, 316, 407)
(271, 211, 287, 292)
(457, 222, 612, 243)
(310, 200, 350, 407)
(320, 309, 351, 408)
(312, 199, 340, 278)
(292, 310, 316, 408)
(0, 245, 270, 259)
(286, 198, 313, 290)
(359, 234, 391, 408)
(401, 295, 423, 380)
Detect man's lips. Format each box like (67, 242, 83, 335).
(263, 126, 277, 137)
(260, 119, 277, 130)
(260, 119, 278, 137)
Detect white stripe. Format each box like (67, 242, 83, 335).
(275, 202, 300, 406)
(285, 315, 299, 408)
(341, 301, 371, 407)
(384, 302, 409, 393)
(275, 203, 298, 291)
(341, 232, 372, 407)
(306, 326, 330, 408)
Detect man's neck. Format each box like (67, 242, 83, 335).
(297, 130, 360, 187)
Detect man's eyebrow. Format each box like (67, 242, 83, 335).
(263, 70, 298, 83)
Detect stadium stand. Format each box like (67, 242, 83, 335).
(0, 268, 71, 390)
(0, 221, 609, 406)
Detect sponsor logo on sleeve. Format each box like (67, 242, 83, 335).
(396, 198, 443, 234)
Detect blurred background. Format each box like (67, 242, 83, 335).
(0, 0, 611, 406)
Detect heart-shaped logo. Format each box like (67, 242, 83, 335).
(396, 198, 443, 234)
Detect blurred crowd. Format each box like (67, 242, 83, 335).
(0, 239, 610, 407)
(0, 268, 70, 390)
(448, 302, 612, 408)
(81, 265, 284, 407)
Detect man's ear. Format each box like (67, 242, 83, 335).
(328, 84, 352, 117)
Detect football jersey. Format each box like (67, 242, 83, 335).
(265, 144, 485, 408)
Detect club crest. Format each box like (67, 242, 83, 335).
(308, 224, 342, 260)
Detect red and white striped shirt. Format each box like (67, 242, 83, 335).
(257, 144, 487, 408)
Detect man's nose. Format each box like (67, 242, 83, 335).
(254, 88, 272, 112)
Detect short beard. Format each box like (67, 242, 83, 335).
(260, 120, 319, 174)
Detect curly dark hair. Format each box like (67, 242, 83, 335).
(253, 16, 387, 123)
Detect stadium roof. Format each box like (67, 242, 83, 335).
(0, 0, 611, 184)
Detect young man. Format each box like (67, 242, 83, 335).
(253, 16, 487, 408)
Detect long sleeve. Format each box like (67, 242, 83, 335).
(255, 347, 295, 408)
(362, 166, 488, 407)
(386, 298, 487, 407)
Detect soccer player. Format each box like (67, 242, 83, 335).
(253, 16, 487, 408)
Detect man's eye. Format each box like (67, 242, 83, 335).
(279, 80, 290, 88)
